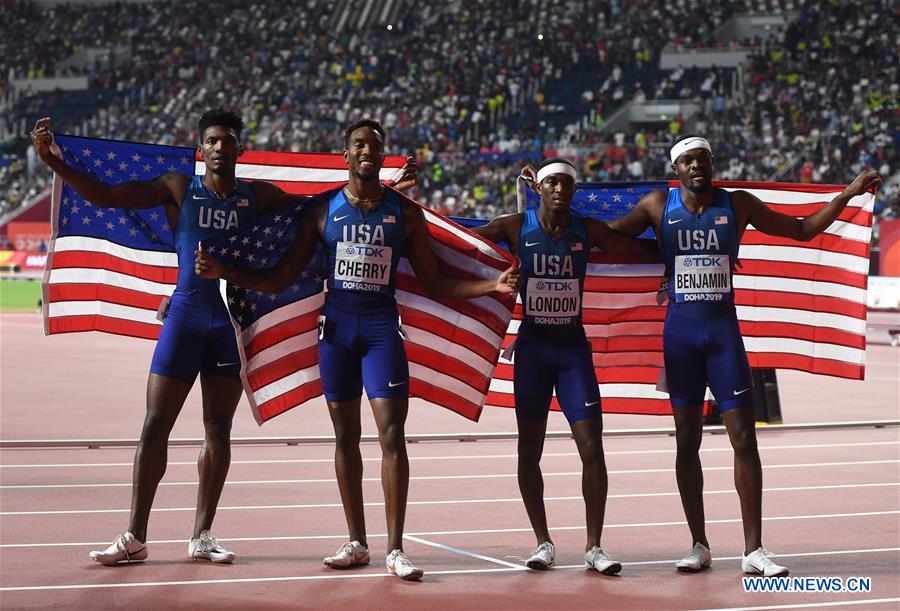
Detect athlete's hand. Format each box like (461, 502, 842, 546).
(393, 156, 418, 192)
(520, 164, 538, 193)
(842, 170, 882, 198)
(495, 266, 521, 294)
(194, 248, 225, 279)
(30, 117, 54, 163)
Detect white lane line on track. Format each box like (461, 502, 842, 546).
(3, 482, 897, 517)
(2, 510, 897, 549)
(2, 440, 897, 469)
(403, 534, 524, 569)
(696, 598, 900, 611)
(3, 459, 897, 489)
(1, 547, 897, 593)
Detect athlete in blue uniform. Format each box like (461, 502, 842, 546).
(195, 118, 519, 580)
(609, 135, 882, 577)
(30, 111, 420, 566)
(471, 158, 659, 575)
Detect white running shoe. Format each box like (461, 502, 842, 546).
(386, 549, 424, 581)
(675, 542, 712, 572)
(89, 532, 148, 566)
(526, 541, 556, 570)
(585, 546, 622, 575)
(324, 540, 370, 569)
(742, 547, 789, 577)
(188, 530, 236, 563)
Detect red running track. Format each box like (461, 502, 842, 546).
(1, 312, 898, 609)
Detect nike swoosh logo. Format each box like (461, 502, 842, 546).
(584, 400, 599, 407)
(524, 241, 540, 247)
(388, 381, 406, 388)
(733, 387, 752, 395)
(217, 362, 237, 367)
(333, 215, 349, 222)
(667, 218, 686, 225)
(192, 194, 207, 200)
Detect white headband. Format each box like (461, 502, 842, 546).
(536, 162, 577, 184)
(670, 137, 712, 164)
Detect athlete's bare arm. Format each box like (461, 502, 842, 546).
(732, 170, 882, 241)
(585, 218, 661, 263)
(468, 214, 524, 255)
(403, 201, 519, 299)
(606, 190, 666, 237)
(194, 199, 324, 293)
(30, 118, 187, 210)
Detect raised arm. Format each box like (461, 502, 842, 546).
(467, 214, 522, 253)
(404, 203, 518, 299)
(30, 117, 184, 208)
(586, 218, 661, 263)
(194, 201, 323, 293)
(736, 170, 882, 241)
(607, 190, 666, 237)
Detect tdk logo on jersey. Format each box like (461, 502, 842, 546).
(677, 229, 720, 251)
(683, 256, 722, 267)
(198, 207, 239, 230)
(345, 244, 385, 257)
(535, 280, 574, 291)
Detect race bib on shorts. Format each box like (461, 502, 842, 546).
(525, 277, 580, 324)
(334, 241, 392, 292)
(674, 254, 730, 302)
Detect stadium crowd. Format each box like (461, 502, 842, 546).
(1, 0, 897, 221)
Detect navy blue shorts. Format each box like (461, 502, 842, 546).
(662, 306, 754, 412)
(317, 302, 408, 403)
(149, 291, 241, 385)
(513, 326, 601, 425)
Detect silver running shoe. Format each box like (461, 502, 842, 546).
(675, 542, 712, 572)
(742, 547, 789, 577)
(188, 530, 236, 563)
(386, 549, 424, 581)
(585, 546, 622, 575)
(324, 540, 370, 569)
(89, 532, 148, 566)
(526, 541, 556, 570)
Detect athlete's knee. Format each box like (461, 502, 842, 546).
(729, 426, 758, 455)
(333, 420, 362, 450)
(378, 420, 406, 455)
(140, 410, 177, 443)
(202, 415, 232, 445)
(675, 426, 703, 455)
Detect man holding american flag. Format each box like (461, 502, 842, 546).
(195, 118, 519, 580)
(608, 134, 882, 578)
(29, 110, 417, 568)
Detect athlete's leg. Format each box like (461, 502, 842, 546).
(327, 398, 367, 547)
(128, 373, 193, 543)
(672, 404, 709, 549)
(722, 406, 762, 554)
(370, 397, 410, 552)
(192, 374, 243, 537)
(516, 417, 552, 545)
(570, 417, 607, 550)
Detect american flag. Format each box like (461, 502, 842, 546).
(42, 134, 515, 423)
(485, 180, 875, 415)
(43, 135, 407, 339)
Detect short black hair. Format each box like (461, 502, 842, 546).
(198, 108, 245, 140)
(344, 118, 386, 147)
(539, 157, 576, 170)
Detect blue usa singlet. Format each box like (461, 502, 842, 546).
(514, 208, 600, 423)
(658, 187, 753, 411)
(149, 176, 258, 383)
(317, 188, 410, 402)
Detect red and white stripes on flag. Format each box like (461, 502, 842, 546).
(487, 180, 875, 415)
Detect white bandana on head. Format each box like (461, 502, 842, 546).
(536, 162, 577, 184)
(670, 137, 712, 164)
